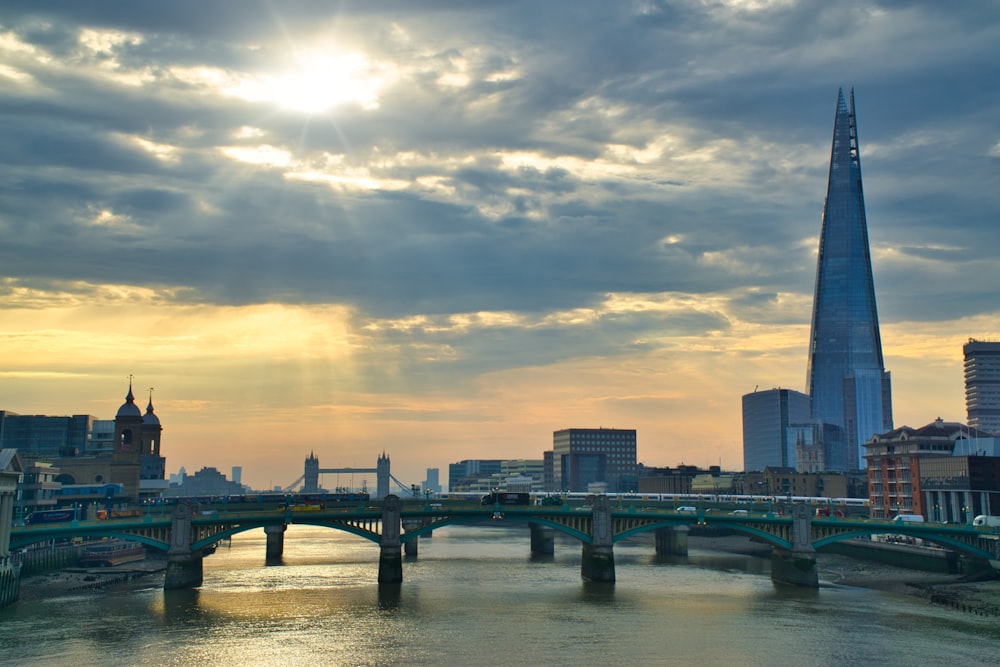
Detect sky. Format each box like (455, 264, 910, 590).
(1, 1, 998, 492)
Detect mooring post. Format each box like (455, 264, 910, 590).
(379, 495, 403, 583)
(770, 503, 818, 587)
(164, 500, 203, 590)
(581, 495, 615, 582)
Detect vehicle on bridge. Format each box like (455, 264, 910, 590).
(973, 515, 1000, 528)
(24, 508, 80, 525)
(482, 492, 531, 506)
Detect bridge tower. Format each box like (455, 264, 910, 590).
(376, 452, 390, 499)
(302, 452, 320, 493)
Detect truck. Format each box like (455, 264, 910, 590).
(891, 513, 924, 524)
(972, 515, 1000, 528)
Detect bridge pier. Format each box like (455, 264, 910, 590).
(770, 504, 817, 588)
(654, 526, 689, 556)
(164, 501, 203, 590)
(530, 523, 554, 555)
(265, 524, 286, 561)
(581, 495, 614, 583)
(379, 495, 403, 583)
(402, 519, 424, 558)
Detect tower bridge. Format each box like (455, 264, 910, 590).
(8, 496, 1000, 595)
(282, 452, 415, 498)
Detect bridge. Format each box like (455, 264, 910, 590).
(10, 496, 1000, 590)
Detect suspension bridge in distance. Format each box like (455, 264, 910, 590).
(281, 452, 416, 497)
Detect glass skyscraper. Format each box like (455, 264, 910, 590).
(806, 88, 893, 470)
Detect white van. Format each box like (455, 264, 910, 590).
(892, 514, 924, 524)
(972, 515, 1000, 528)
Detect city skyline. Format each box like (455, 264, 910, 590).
(1, 3, 999, 490)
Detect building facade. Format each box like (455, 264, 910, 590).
(742, 388, 809, 471)
(806, 88, 893, 470)
(0, 411, 95, 456)
(920, 455, 1000, 524)
(863, 419, 986, 519)
(964, 339, 1000, 435)
(550, 428, 637, 493)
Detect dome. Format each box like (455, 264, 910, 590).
(116, 384, 142, 418)
(143, 398, 161, 426)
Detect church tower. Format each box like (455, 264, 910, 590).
(112, 380, 143, 497)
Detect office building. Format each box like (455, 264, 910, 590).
(550, 428, 637, 493)
(806, 88, 893, 469)
(742, 388, 809, 471)
(964, 339, 1000, 435)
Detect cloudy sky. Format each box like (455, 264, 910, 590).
(1, 1, 998, 491)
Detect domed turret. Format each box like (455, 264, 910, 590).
(143, 397, 160, 425)
(116, 382, 142, 418)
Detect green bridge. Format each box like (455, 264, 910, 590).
(11, 495, 1000, 589)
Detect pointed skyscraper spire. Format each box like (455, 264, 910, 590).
(806, 88, 893, 470)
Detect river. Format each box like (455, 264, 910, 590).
(2, 524, 999, 666)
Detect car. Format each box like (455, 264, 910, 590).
(729, 509, 749, 516)
(676, 506, 697, 513)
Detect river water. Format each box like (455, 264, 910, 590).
(2, 524, 999, 666)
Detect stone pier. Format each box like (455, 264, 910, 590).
(654, 526, 689, 556)
(379, 495, 403, 583)
(580, 495, 615, 582)
(530, 523, 554, 555)
(164, 501, 204, 590)
(265, 524, 286, 560)
(770, 503, 817, 587)
(402, 519, 424, 557)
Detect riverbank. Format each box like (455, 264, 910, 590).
(693, 533, 1000, 616)
(16, 557, 166, 602)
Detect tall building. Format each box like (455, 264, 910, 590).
(741, 388, 809, 471)
(964, 339, 1000, 435)
(806, 88, 893, 469)
(550, 428, 637, 493)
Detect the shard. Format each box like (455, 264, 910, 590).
(806, 88, 893, 470)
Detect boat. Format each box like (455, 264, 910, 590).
(79, 540, 146, 567)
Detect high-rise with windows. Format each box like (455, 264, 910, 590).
(964, 339, 1000, 435)
(741, 388, 809, 471)
(806, 88, 893, 470)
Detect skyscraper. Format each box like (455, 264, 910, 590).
(741, 388, 810, 472)
(806, 88, 893, 470)
(964, 339, 1000, 435)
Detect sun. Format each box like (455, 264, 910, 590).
(236, 51, 395, 114)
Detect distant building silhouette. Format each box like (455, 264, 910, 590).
(806, 88, 892, 469)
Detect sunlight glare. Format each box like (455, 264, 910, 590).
(238, 52, 394, 113)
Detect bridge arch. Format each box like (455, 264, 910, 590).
(613, 520, 793, 551)
(399, 514, 593, 544)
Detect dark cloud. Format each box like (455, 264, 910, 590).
(0, 0, 997, 340)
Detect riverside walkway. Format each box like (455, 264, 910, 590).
(9, 495, 1000, 589)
